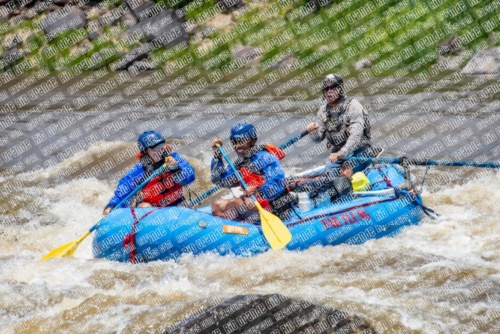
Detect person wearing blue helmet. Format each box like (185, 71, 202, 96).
(210, 122, 297, 222)
(102, 131, 195, 216)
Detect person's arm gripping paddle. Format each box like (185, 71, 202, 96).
(40, 161, 169, 262)
(216, 144, 292, 250)
(187, 131, 308, 207)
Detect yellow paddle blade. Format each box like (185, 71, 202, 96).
(255, 202, 292, 250)
(40, 230, 91, 262)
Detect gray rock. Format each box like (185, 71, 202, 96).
(2, 34, 22, 50)
(83, 0, 106, 5)
(0, 46, 24, 67)
(120, 11, 137, 28)
(125, 0, 155, 20)
(167, 294, 375, 334)
(128, 59, 157, 73)
(46, 4, 63, 13)
(99, 7, 123, 26)
(87, 27, 103, 41)
(21, 9, 36, 19)
(53, 0, 73, 6)
(436, 55, 461, 71)
(354, 58, 371, 70)
(270, 53, 298, 69)
(124, 0, 188, 48)
(461, 47, 500, 75)
(98, 8, 110, 16)
(438, 35, 462, 55)
(41, 8, 86, 40)
(8, 14, 23, 26)
(9, 8, 20, 17)
(216, 0, 245, 13)
(231, 45, 262, 62)
(201, 25, 218, 39)
(110, 45, 151, 71)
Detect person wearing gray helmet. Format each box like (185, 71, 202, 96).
(305, 73, 380, 177)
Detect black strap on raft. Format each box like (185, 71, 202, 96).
(420, 161, 431, 192)
(404, 158, 440, 220)
(290, 201, 303, 220)
(399, 156, 413, 191)
(379, 159, 441, 220)
(421, 204, 440, 220)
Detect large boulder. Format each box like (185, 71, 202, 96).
(461, 47, 500, 75)
(124, 0, 188, 48)
(40, 8, 86, 40)
(167, 294, 375, 334)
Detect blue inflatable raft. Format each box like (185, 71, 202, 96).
(93, 165, 426, 263)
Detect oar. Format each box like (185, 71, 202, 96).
(40, 161, 171, 262)
(345, 157, 500, 168)
(217, 144, 292, 250)
(280, 130, 309, 150)
(187, 131, 309, 207)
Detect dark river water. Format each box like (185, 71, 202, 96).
(1, 70, 499, 333)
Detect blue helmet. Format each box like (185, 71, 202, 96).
(137, 131, 165, 152)
(230, 122, 257, 141)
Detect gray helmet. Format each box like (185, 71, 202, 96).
(322, 74, 343, 91)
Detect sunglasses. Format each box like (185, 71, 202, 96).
(149, 143, 165, 151)
(323, 85, 340, 92)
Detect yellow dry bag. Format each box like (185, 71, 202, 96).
(352, 172, 370, 191)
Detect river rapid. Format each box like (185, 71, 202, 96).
(1, 71, 500, 333)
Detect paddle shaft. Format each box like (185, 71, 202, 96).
(280, 130, 309, 150)
(216, 144, 293, 250)
(187, 130, 309, 206)
(217, 145, 257, 202)
(90, 161, 171, 232)
(346, 157, 500, 168)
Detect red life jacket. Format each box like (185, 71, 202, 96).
(236, 144, 286, 210)
(136, 145, 184, 207)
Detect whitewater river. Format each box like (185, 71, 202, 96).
(1, 70, 499, 333)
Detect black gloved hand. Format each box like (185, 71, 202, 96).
(214, 149, 223, 160)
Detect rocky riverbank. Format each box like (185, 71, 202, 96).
(0, 0, 499, 77)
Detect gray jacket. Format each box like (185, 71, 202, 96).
(309, 96, 371, 156)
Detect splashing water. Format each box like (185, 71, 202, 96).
(1, 141, 500, 334)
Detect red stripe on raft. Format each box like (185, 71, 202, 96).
(285, 196, 399, 228)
